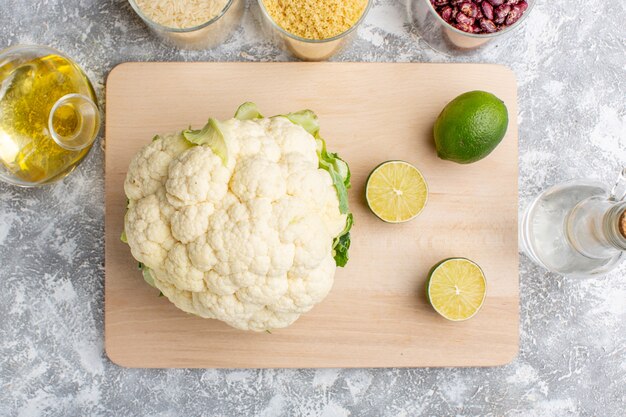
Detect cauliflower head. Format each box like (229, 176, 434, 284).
(122, 104, 352, 331)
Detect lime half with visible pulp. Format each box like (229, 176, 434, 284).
(427, 258, 487, 321)
(365, 161, 428, 223)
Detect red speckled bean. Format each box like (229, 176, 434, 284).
(479, 18, 497, 32)
(494, 4, 511, 24)
(433, 0, 529, 34)
(481, 1, 494, 20)
(456, 11, 474, 25)
(455, 22, 473, 32)
(506, 4, 523, 25)
(460, 2, 479, 18)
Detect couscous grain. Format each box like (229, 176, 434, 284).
(263, 0, 368, 40)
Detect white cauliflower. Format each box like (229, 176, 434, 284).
(122, 104, 352, 331)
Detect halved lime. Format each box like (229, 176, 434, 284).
(427, 258, 487, 321)
(365, 161, 428, 223)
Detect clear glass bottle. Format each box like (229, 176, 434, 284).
(0, 45, 100, 187)
(520, 168, 626, 276)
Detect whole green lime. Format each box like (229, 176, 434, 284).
(434, 91, 509, 164)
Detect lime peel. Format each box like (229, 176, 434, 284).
(434, 90, 508, 164)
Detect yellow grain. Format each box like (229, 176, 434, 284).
(263, 0, 368, 40)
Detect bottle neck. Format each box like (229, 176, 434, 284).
(49, 93, 100, 151)
(566, 199, 626, 259)
(604, 203, 626, 251)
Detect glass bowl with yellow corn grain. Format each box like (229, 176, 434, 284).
(128, 0, 244, 50)
(256, 0, 372, 61)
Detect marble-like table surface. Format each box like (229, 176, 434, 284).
(0, 0, 624, 415)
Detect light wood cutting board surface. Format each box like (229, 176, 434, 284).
(105, 62, 519, 368)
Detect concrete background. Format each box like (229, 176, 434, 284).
(0, 0, 624, 415)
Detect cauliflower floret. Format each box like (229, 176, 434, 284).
(322, 185, 349, 237)
(286, 169, 330, 208)
(165, 146, 231, 208)
(170, 202, 214, 244)
(124, 188, 176, 267)
(163, 243, 205, 292)
(269, 117, 317, 165)
(230, 158, 286, 201)
(124, 111, 349, 331)
(272, 255, 336, 314)
(124, 133, 191, 200)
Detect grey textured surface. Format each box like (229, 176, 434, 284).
(1, 0, 625, 415)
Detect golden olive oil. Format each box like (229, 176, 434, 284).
(0, 52, 97, 185)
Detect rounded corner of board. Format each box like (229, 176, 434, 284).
(106, 63, 138, 89)
(494, 343, 520, 367)
(104, 339, 135, 369)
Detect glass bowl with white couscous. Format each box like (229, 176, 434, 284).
(129, 0, 244, 49)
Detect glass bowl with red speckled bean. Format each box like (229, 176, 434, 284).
(255, 0, 373, 61)
(407, 0, 535, 54)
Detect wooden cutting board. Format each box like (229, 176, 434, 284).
(105, 62, 519, 368)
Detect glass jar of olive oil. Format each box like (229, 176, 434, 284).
(0, 45, 100, 187)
